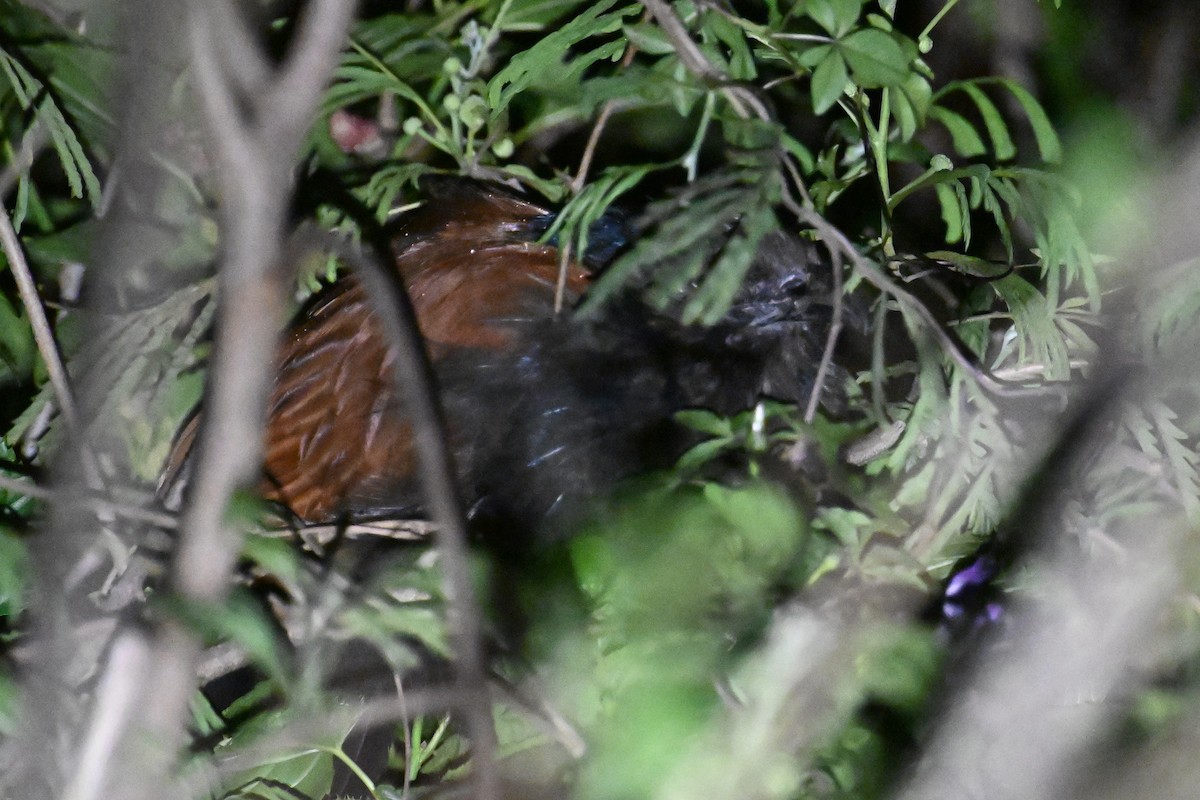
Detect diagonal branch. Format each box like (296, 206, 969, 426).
(265, 0, 360, 142)
(0, 207, 82, 436)
(294, 224, 500, 800)
(78, 4, 359, 800)
(641, 0, 771, 121)
(779, 183, 1061, 400)
(0, 121, 49, 199)
(0, 473, 177, 529)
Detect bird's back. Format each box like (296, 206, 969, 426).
(162, 179, 838, 535)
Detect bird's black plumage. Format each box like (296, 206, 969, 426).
(163, 178, 843, 540)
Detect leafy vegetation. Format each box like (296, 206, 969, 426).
(1, 1, 1199, 799)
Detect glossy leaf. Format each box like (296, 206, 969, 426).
(838, 29, 910, 88)
(806, 0, 865, 38)
(930, 105, 988, 157)
(811, 49, 849, 114)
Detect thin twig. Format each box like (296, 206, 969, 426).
(780, 150, 815, 222)
(174, 0, 358, 599)
(570, 102, 617, 196)
(0, 472, 178, 529)
(641, 0, 720, 81)
(396, 675, 414, 800)
(554, 31, 642, 312)
(0, 207, 82, 434)
(95, 4, 360, 800)
(779, 186, 1060, 400)
(569, 29, 641, 195)
(782, 160, 845, 422)
(61, 632, 152, 800)
(803, 245, 843, 423)
(0, 201, 105, 495)
(303, 226, 500, 800)
(0, 122, 50, 200)
(641, 0, 771, 121)
(553, 240, 574, 316)
(264, 0, 361, 144)
(208, 0, 271, 95)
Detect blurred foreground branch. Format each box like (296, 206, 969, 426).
(110, 2, 358, 797)
(891, 130, 1200, 800)
(12, 3, 359, 799)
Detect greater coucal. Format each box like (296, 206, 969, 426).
(161, 178, 838, 535)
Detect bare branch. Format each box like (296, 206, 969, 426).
(0, 207, 82, 435)
(60, 633, 152, 800)
(84, 4, 358, 799)
(803, 245, 843, 423)
(303, 226, 501, 800)
(207, 0, 272, 96)
(265, 0, 360, 145)
(641, 0, 723, 83)
(185, 8, 258, 193)
(641, 0, 771, 121)
(0, 122, 49, 199)
(570, 30, 642, 195)
(894, 378, 1185, 800)
(779, 186, 1061, 400)
(0, 473, 178, 529)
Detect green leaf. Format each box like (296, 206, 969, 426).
(582, 186, 740, 313)
(889, 162, 989, 212)
(929, 106, 987, 158)
(675, 409, 734, 437)
(810, 50, 848, 114)
(487, 1, 635, 120)
(889, 85, 917, 141)
(806, 0, 864, 38)
(347, 603, 451, 664)
(702, 482, 804, 553)
(545, 164, 652, 265)
(991, 274, 1071, 380)
(0, 527, 27, 620)
(923, 250, 1011, 279)
(0, 50, 101, 209)
(986, 77, 1063, 163)
(935, 181, 964, 244)
(683, 201, 778, 325)
(1150, 402, 1200, 517)
(0, 291, 34, 379)
(240, 534, 303, 590)
(796, 42, 834, 69)
(957, 189, 973, 248)
(330, 63, 442, 133)
(836, 29, 910, 88)
(781, 131, 815, 173)
(675, 437, 734, 472)
(857, 628, 939, 712)
(162, 591, 291, 686)
(623, 21, 676, 55)
(223, 708, 355, 800)
(953, 81, 1016, 161)
(190, 691, 227, 740)
(506, 0, 596, 27)
(978, 179, 1014, 258)
(890, 72, 931, 141)
(706, 10, 757, 81)
(813, 507, 874, 552)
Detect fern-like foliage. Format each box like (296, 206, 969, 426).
(3, 2, 1195, 800)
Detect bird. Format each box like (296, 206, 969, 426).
(161, 177, 840, 537)
(164, 178, 842, 796)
